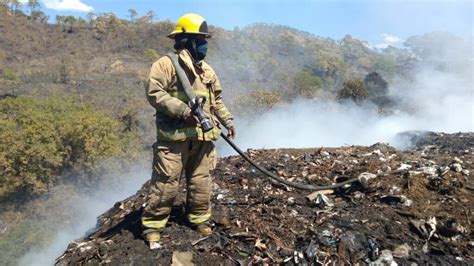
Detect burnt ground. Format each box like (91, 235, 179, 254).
(56, 132, 473, 265)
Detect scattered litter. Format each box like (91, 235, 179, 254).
(397, 163, 412, 171)
(369, 249, 397, 266)
(380, 195, 412, 207)
(171, 251, 194, 266)
(451, 163, 463, 172)
(314, 193, 334, 209)
(358, 172, 377, 186)
(149, 242, 161, 250)
(56, 132, 474, 265)
(392, 243, 411, 258)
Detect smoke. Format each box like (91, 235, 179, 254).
(18, 167, 149, 266)
(217, 34, 473, 155)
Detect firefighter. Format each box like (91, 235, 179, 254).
(142, 13, 235, 247)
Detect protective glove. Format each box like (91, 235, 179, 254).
(183, 108, 199, 125)
(226, 126, 235, 140)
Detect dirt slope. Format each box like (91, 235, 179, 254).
(56, 132, 473, 265)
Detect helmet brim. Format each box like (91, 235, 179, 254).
(167, 31, 212, 39)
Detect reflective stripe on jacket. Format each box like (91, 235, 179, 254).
(146, 49, 234, 141)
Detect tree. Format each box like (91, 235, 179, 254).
(55, 15, 64, 25)
(30, 11, 48, 23)
(364, 72, 388, 98)
(337, 78, 368, 103)
(27, 0, 39, 15)
(146, 10, 155, 23)
(128, 8, 137, 22)
(87, 11, 96, 23)
(10, 0, 21, 14)
(292, 69, 323, 98)
(62, 15, 76, 33)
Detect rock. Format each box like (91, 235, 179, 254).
(461, 169, 470, 176)
(393, 243, 411, 258)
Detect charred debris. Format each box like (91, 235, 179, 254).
(57, 131, 473, 265)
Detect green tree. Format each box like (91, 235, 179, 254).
(30, 10, 48, 23)
(128, 8, 137, 22)
(0, 96, 141, 198)
(10, 0, 20, 14)
(337, 78, 368, 103)
(27, 0, 39, 15)
(146, 10, 155, 23)
(292, 69, 323, 98)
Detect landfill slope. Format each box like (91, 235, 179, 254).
(56, 132, 473, 265)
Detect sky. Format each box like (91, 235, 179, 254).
(20, 0, 473, 48)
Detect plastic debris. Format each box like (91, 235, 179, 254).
(358, 172, 377, 185)
(451, 163, 463, 172)
(392, 243, 411, 258)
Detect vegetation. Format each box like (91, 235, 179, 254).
(337, 78, 368, 103)
(2, 68, 18, 81)
(0, 96, 142, 200)
(292, 69, 323, 98)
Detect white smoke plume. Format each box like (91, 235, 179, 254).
(19, 168, 149, 266)
(218, 35, 473, 155)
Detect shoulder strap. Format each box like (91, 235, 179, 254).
(167, 52, 194, 102)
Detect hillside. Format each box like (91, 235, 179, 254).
(56, 132, 473, 265)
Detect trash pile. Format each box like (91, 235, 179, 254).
(56, 132, 473, 265)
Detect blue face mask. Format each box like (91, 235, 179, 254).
(185, 37, 208, 61)
(195, 40, 208, 61)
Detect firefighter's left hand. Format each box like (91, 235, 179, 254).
(227, 126, 235, 140)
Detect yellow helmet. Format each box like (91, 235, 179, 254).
(167, 13, 211, 39)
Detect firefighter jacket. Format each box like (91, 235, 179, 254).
(146, 49, 234, 141)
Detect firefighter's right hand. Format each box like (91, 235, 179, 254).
(183, 108, 199, 125)
(227, 126, 235, 140)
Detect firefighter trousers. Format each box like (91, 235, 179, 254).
(141, 140, 216, 234)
